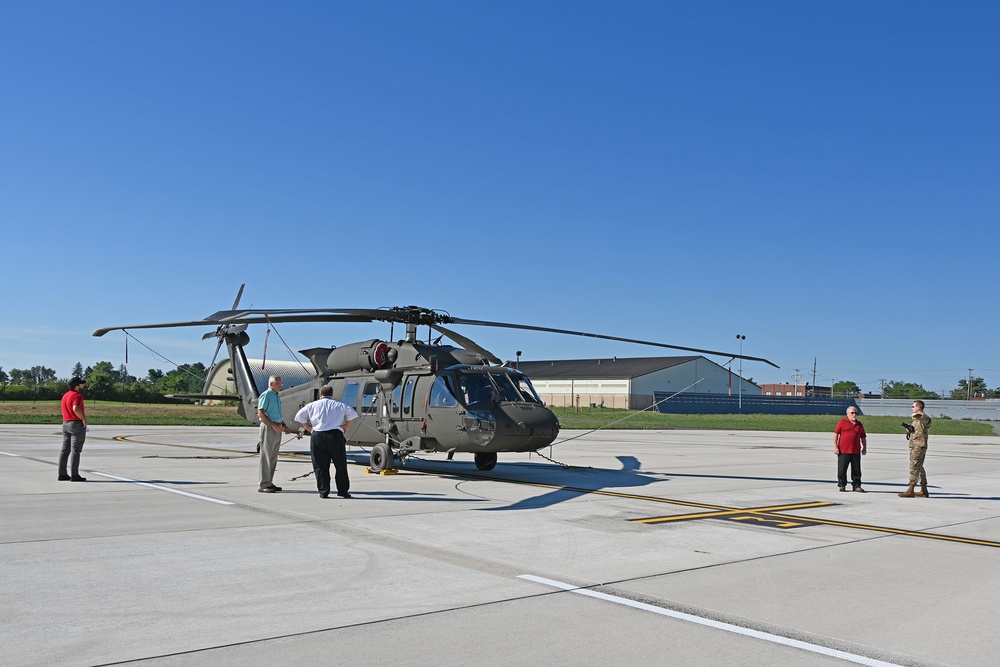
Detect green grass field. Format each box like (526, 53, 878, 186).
(0, 401, 250, 426)
(551, 407, 997, 436)
(1, 401, 994, 435)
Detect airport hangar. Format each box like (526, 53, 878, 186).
(517, 356, 761, 410)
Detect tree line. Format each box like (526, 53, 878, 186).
(832, 377, 1000, 400)
(0, 361, 209, 402)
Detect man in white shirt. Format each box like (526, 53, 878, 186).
(294, 385, 359, 498)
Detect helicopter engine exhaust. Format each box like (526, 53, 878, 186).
(325, 340, 395, 374)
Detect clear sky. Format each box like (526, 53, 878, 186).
(2, 1, 997, 396)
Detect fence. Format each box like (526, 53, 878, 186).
(653, 392, 858, 415)
(857, 398, 1000, 421)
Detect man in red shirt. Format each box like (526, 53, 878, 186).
(59, 376, 88, 482)
(834, 406, 867, 492)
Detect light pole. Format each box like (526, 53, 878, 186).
(736, 334, 746, 412)
(516, 350, 522, 370)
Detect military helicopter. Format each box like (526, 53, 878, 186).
(93, 294, 777, 472)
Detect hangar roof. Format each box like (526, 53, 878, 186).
(515, 356, 700, 380)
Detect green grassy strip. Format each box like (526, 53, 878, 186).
(551, 408, 997, 436)
(0, 401, 994, 435)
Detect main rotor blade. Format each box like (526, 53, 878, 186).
(93, 313, 374, 337)
(430, 324, 501, 364)
(445, 317, 780, 368)
(231, 284, 245, 310)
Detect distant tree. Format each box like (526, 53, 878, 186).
(71, 362, 84, 379)
(85, 370, 115, 399)
(155, 363, 208, 395)
(950, 377, 989, 400)
(883, 380, 937, 399)
(831, 380, 861, 397)
(117, 363, 137, 385)
(90, 361, 114, 376)
(0, 366, 8, 387)
(30, 366, 57, 385)
(8, 366, 57, 387)
(146, 369, 164, 384)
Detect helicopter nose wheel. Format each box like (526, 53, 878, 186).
(474, 452, 497, 471)
(370, 442, 394, 473)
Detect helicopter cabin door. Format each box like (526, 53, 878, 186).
(391, 374, 431, 441)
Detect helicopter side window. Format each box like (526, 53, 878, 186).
(429, 376, 458, 407)
(402, 378, 415, 416)
(391, 384, 402, 414)
(342, 382, 360, 409)
(361, 382, 379, 413)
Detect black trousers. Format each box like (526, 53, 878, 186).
(837, 453, 862, 488)
(311, 429, 349, 495)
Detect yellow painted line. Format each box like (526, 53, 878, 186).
(748, 511, 1000, 548)
(636, 501, 832, 524)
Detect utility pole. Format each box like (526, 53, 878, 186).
(968, 369, 974, 401)
(736, 334, 746, 412)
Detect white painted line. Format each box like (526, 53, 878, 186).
(91, 471, 234, 505)
(0, 451, 19, 457)
(518, 575, 905, 667)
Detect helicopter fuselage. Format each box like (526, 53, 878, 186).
(244, 338, 560, 470)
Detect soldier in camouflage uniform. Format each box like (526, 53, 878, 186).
(899, 399, 932, 497)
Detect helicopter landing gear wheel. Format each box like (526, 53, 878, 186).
(474, 452, 497, 471)
(370, 443, 394, 473)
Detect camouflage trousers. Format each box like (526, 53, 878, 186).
(907, 445, 927, 486)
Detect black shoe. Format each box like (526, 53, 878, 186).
(337, 492, 352, 499)
(58, 475, 71, 481)
(838, 486, 847, 492)
(319, 491, 329, 498)
(258, 486, 277, 493)
(70, 476, 87, 482)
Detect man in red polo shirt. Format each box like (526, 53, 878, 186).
(834, 406, 867, 492)
(59, 376, 89, 482)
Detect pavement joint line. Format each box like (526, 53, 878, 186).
(518, 574, 908, 667)
(90, 471, 235, 505)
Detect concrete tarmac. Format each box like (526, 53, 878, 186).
(3, 424, 1000, 667)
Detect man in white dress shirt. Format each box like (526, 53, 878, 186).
(294, 385, 358, 498)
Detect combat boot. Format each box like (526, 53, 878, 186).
(917, 484, 930, 498)
(898, 484, 916, 498)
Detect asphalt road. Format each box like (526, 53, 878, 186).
(3, 425, 1000, 666)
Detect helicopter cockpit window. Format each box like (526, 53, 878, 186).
(429, 376, 458, 408)
(361, 382, 379, 413)
(489, 373, 525, 402)
(511, 373, 542, 403)
(457, 373, 495, 406)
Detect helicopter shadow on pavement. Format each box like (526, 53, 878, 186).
(442, 455, 671, 512)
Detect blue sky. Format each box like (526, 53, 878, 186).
(2, 1, 997, 396)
